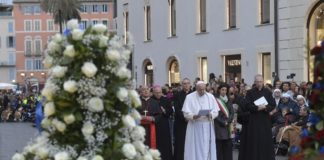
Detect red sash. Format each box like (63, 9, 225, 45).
(141, 119, 157, 149)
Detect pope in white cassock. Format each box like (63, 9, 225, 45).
(182, 81, 220, 160)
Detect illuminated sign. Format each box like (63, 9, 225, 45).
(227, 60, 241, 66)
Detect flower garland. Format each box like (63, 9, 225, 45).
(12, 19, 160, 160)
(289, 41, 324, 160)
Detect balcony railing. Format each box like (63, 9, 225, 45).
(0, 61, 15, 67)
(0, 12, 12, 16)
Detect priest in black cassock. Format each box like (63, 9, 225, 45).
(151, 85, 173, 160)
(173, 78, 192, 160)
(239, 74, 276, 160)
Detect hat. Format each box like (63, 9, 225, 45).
(281, 93, 290, 98)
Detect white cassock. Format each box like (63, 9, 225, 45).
(182, 91, 220, 160)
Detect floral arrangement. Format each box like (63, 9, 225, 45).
(12, 19, 160, 160)
(289, 42, 324, 160)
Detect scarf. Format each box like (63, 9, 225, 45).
(219, 95, 228, 103)
(215, 97, 229, 118)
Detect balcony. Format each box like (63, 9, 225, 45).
(0, 11, 11, 16)
(0, 61, 15, 67)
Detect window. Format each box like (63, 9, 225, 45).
(25, 39, 32, 56)
(102, 20, 109, 27)
(260, 0, 270, 24)
(102, 4, 108, 12)
(228, 0, 236, 28)
(80, 5, 87, 13)
(23, 6, 32, 15)
(93, 4, 99, 12)
(8, 52, 15, 65)
(33, 5, 41, 14)
(262, 53, 271, 84)
(9, 68, 16, 82)
(80, 20, 88, 30)
(34, 59, 42, 70)
(6, 36, 15, 48)
(25, 20, 32, 31)
(25, 59, 33, 70)
(47, 20, 54, 31)
(8, 22, 14, 33)
(35, 39, 42, 56)
(92, 20, 99, 25)
(169, 0, 176, 36)
(199, 57, 208, 82)
(123, 4, 129, 43)
(34, 20, 41, 31)
(198, 0, 207, 32)
(144, 5, 151, 41)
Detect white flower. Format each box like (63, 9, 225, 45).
(106, 49, 120, 61)
(37, 147, 49, 159)
(77, 157, 87, 160)
(132, 141, 146, 154)
(63, 80, 78, 93)
(116, 67, 131, 79)
(149, 149, 161, 160)
(41, 118, 52, 129)
(54, 151, 70, 160)
(72, 29, 84, 40)
(117, 87, 128, 101)
(143, 154, 153, 160)
(63, 114, 75, 124)
(67, 19, 79, 30)
(92, 155, 104, 160)
(122, 143, 137, 159)
(12, 153, 25, 160)
(92, 23, 107, 33)
(44, 102, 55, 117)
(131, 126, 146, 141)
(130, 109, 142, 120)
(53, 33, 63, 43)
(63, 45, 77, 58)
(82, 122, 94, 136)
(43, 56, 53, 69)
(88, 97, 104, 112)
(82, 62, 98, 78)
(52, 119, 66, 133)
(48, 41, 61, 53)
(122, 115, 136, 128)
(121, 49, 131, 60)
(52, 66, 68, 78)
(99, 35, 109, 48)
(42, 81, 57, 100)
(129, 90, 141, 108)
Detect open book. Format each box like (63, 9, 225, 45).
(198, 109, 211, 116)
(254, 96, 268, 106)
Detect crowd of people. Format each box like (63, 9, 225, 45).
(136, 73, 312, 160)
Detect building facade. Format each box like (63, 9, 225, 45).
(13, 0, 115, 93)
(117, 0, 324, 87)
(0, 4, 16, 84)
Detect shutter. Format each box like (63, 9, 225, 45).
(200, 0, 206, 32)
(147, 6, 151, 40)
(13, 37, 16, 48)
(262, 0, 270, 23)
(172, 2, 176, 35)
(229, 0, 236, 28)
(6, 37, 9, 48)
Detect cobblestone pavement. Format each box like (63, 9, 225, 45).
(0, 122, 287, 160)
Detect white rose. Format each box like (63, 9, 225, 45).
(77, 157, 87, 160)
(117, 87, 128, 101)
(121, 49, 131, 60)
(43, 56, 53, 69)
(53, 33, 63, 43)
(72, 29, 84, 40)
(63, 80, 78, 93)
(48, 41, 61, 53)
(149, 149, 161, 160)
(52, 119, 66, 133)
(54, 151, 70, 160)
(88, 97, 104, 112)
(129, 90, 141, 108)
(92, 155, 104, 160)
(63, 114, 75, 124)
(92, 23, 107, 33)
(41, 118, 52, 129)
(131, 126, 146, 141)
(67, 19, 79, 30)
(109, 37, 122, 48)
(12, 153, 25, 160)
(106, 49, 120, 61)
(116, 67, 131, 79)
(63, 45, 77, 58)
(42, 82, 57, 101)
(37, 147, 49, 159)
(44, 102, 55, 117)
(130, 109, 142, 120)
(132, 141, 146, 154)
(52, 66, 68, 78)
(82, 62, 98, 78)
(82, 122, 94, 136)
(143, 154, 153, 160)
(99, 36, 109, 48)
(122, 143, 136, 159)
(122, 115, 136, 128)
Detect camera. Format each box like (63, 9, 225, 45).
(287, 73, 296, 79)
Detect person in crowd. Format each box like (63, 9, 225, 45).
(214, 83, 234, 160)
(273, 89, 282, 107)
(281, 82, 294, 99)
(209, 73, 217, 89)
(173, 78, 192, 160)
(278, 93, 300, 118)
(296, 95, 308, 108)
(239, 83, 246, 97)
(275, 80, 282, 89)
(290, 82, 297, 94)
(281, 107, 297, 126)
(265, 83, 273, 91)
(239, 74, 276, 160)
(151, 85, 173, 160)
(292, 85, 300, 100)
(192, 77, 200, 91)
(182, 81, 220, 160)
